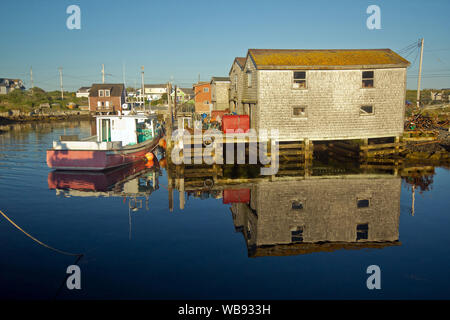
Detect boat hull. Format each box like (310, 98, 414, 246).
(47, 135, 161, 171)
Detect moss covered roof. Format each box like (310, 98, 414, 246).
(248, 49, 410, 70)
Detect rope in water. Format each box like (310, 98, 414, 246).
(0, 209, 83, 257)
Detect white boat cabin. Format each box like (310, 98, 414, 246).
(96, 114, 158, 146)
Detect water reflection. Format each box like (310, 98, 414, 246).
(47, 156, 442, 258)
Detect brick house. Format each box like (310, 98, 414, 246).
(228, 57, 246, 114)
(210, 77, 230, 111)
(193, 82, 211, 114)
(88, 83, 126, 114)
(234, 49, 410, 141)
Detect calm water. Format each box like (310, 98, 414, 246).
(0, 121, 449, 300)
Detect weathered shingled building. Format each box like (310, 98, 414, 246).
(232, 49, 410, 141)
(228, 57, 246, 114)
(210, 77, 230, 111)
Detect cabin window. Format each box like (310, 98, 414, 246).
(105, 90, 110, 97)
(99, 89, 104, 97)
(362, 71, 374, 88)
(293, 71, 306, 89)
(356, 224, 369, 240)
(291, 226, 304, 243)
(247, 71, 252, 87)
(292, 200, 304, 210)
(293, 106, 307, 118)
(360, 105, 374, 115)
(203, 87, 209, 93)
(357, 199, 370, 208)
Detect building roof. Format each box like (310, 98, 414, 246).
(211, 76, 230, 83)
(89, 83, 124, 97)
(77, 86, 90, 92)
(247, 49, 410, 70)
(193, 81, 209, 88)
(144, 84, 167, 89)
(180, 88, 194, 95)
(235, 57, 246, 69)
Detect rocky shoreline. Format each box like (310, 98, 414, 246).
(0, 110, 93, 125)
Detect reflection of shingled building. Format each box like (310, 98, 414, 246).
(88, 83, 126, 114)
(231, 176, 401, 257)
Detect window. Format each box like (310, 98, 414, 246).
(293, 106, 306, 118)
(293, 71, 306, 89)
(97, 101, 101, 107)
(105, 101, 110, 108)
(360, 105, 374, 115)
(204, 100, 209, 105)
(291, 226, 304, 243)
(357, 199, 370, 208)
(234, 74, 237, 90)
(105, 90, 110, 97)
(99, 89, 104, 97)
(203, 87, 209, 93)
(292, 200, 304, 210)
(362, 71, 374, 88)
(356, 224, 369, 240)
(247, 71, 252, 87)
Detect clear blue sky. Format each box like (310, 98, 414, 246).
(1, 0, 449, 91)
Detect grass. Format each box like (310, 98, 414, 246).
(0, 87, 88, 112)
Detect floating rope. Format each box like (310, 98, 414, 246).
(0, 209, 83, 257)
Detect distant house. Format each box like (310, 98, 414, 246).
(143, 84, 167, 101)
(210, 77, 230, 111)
(179, 88, 195, 103)
(229, 57, 246, 113)
(76, 87, 90, 98)
(88, 83, 126, 114)
(430, 90, 444, 101)
(193, 82, 211, 114)
(0, 78, 25, 94)
(232, 48, 410, 141)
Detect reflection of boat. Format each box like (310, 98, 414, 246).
(47, 113, 162, 171)
(48, 159, 160, 200)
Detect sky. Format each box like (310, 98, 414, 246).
(1, 0, 449, 91)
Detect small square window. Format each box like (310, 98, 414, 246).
(291, 226, 304, 243)
(357, 199, 370, 208)
(105, 90, 110, 97)
(204, 100, 209, 105)
(203, 87, 209, 93)
(362, 71, 374, 88)
(293, 106, 306, 117)
(99, 90, 104, 97)
(293, 71, 306, 89)
(360, 105, 374, 115)
(356, 224, 369, 240)
(292, 200, 304, 210)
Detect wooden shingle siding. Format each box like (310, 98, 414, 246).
(256, 68, 407, 140)
(242, 56, 258, 103)
(229, 61, 245, 114)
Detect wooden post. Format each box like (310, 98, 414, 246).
(416, 38, 424, 108)
(173, 85, 177, 120)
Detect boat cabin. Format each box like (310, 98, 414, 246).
(96, 114, 158, 146)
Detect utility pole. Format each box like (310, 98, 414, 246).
(416, 38, 424, 108)
(122, 63, 126, 89)
(141, 66, 145, 107)
(198, 73, 200, 83)
(30, 66, 34, 95)
(174, 85, 177, 119)
(102, 64, 105, 84)
(58, 67, 64, 100)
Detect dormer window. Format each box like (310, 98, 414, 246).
(99, 90, 104, 97)
(105, 89, 110, 97)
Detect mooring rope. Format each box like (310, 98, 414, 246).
(0, 209, 83, 257)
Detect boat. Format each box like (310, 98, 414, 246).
(47, 112, 163, 171)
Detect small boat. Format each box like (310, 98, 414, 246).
(47, 113, 163, 171)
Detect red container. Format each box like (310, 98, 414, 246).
(223, 189, 250, 204)
(222, 115, 250, 134)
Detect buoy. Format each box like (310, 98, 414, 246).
(145, 160, 154, 168)
(145, 152, 154, 161)
(159, 138, 166, 148)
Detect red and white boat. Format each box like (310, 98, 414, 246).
(47, 113, 162, 171)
